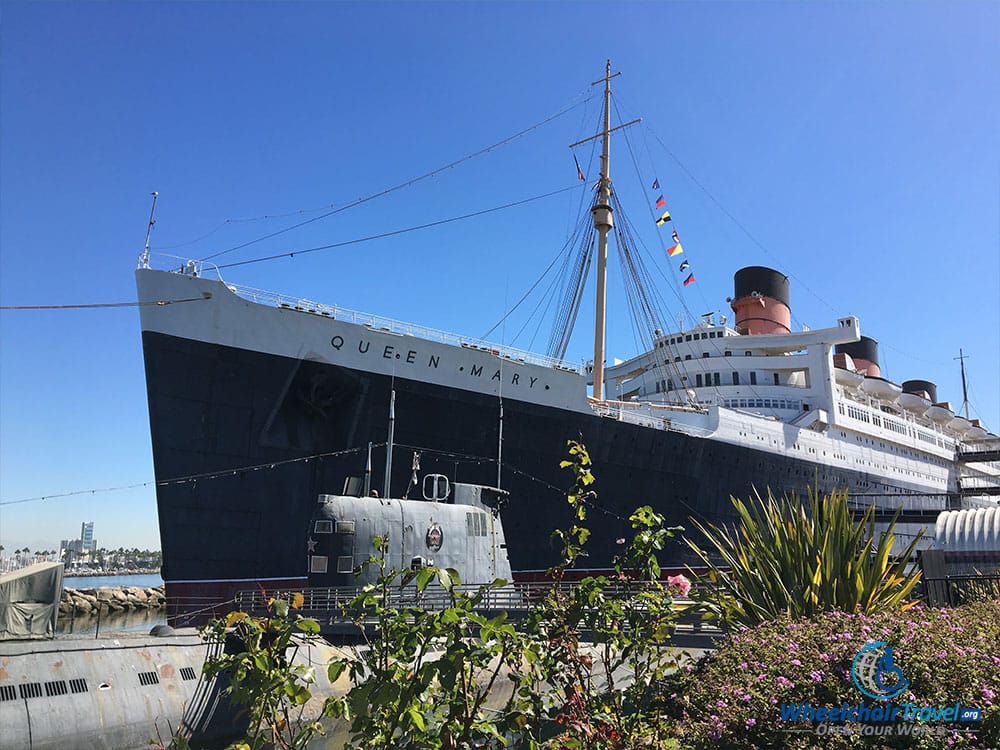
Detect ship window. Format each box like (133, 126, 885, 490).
(69, 678, 88, 694)
(745, 351, 752, 356)
(674, 356, 681, 363)
(336, 521, 356, 535)
(750, 372, 757, 385)
(685, 355, 692, 360)
(773, 373, 780, 385)
(714, 373, 721, 386)
(701, 333, 708, 340)
(724, 351, 732, 357)
(314, 520, 333, 534)
(733, 372, 740, 385)
(311, 555, 329, 573)
(0, 685, 16, 701)
(667, 379, 673, 391)
(696, 374, 703, 387)
(336, 556, 354, 573)
(703, 352, 710, 358)
(44, 680, 68, 697)
(137, 671, 160, 687)
(19, 683, 42, 700)
(180, 667, 197, 681)
(685, 335, 692, 342)
(655, 381, 660, 393)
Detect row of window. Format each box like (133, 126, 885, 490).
(667, 350, 755, 363)
(655, 369, 780, 392)
(656, 330, 731, 347)
(725, 398, 803, 410)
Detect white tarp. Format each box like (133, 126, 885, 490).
(0, 561, 63, 640)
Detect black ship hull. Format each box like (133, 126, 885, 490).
(141, 329, 934, 613)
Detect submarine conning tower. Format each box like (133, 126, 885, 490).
(731, 266, 791, 335)
(835, 336, 880, 378)
(902, 379, 938, 403)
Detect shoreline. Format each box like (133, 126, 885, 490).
(60, 584, 166, 615)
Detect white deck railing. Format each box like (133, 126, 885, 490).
(148, 256, 583, 374)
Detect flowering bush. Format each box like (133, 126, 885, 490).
(663, 601, 1000, 748)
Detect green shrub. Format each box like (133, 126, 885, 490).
(687, 488, 922, 626)
(662, 601, 1000, 749)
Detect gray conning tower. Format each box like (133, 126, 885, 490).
(306, 477, 512, 588)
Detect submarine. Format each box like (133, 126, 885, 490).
(0, 475, 516, 749)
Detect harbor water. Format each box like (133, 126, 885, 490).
(63, 572, 163, 588)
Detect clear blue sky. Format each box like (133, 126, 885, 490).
(1, 1, 997, 554)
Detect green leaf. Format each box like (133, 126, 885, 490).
(407, 705, 427, 730)
(272, 599, 289, 619)
(415, 567, 436, 591)
(295, 618, 320, 634)
(437, 568, 453, 590)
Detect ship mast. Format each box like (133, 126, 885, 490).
(569, 61, 639, 399)
(956, 348, 970, 419)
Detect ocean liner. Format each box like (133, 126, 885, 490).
(135, 63, 1000, 614)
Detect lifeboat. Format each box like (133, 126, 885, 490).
(965, 425, 989, 441)
(926, 402, 954, 424)
(947, 415, 973, 435)
(861, 376, 902, 402)
(834, 368, 864, 387)
(832, 352, 864, 387)
(897, 391, 931, 414)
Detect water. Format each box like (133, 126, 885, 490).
(57, 606, 168, 635)
(63, 573, 163, 589)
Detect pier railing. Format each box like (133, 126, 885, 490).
(921, 574, 1000, 607)
(233, 581, 702, 624)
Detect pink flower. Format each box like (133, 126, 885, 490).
(615, 537, 626, 545)
(667, 574, 692, 597)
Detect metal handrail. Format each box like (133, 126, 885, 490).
(233, 581, 700, 618)
(143, 253, 582, 373)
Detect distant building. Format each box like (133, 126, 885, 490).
(80, 521, 96, 551)
(60, 539, 83, 555)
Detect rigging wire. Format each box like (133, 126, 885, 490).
(0, 446, 373, 507)
(214, 185, 580, 271)
(479, 230, 582, 343)
(0, 297, 210, 311)
(198, 93, 595, 262)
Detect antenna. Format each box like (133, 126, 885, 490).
(363, 442, 372, 497)
(955, 349, 970, 419)
(140, 192, 158, 268)
(383, 389, 396, 498)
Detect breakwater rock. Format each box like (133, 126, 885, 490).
(59, 585, 166, 615)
